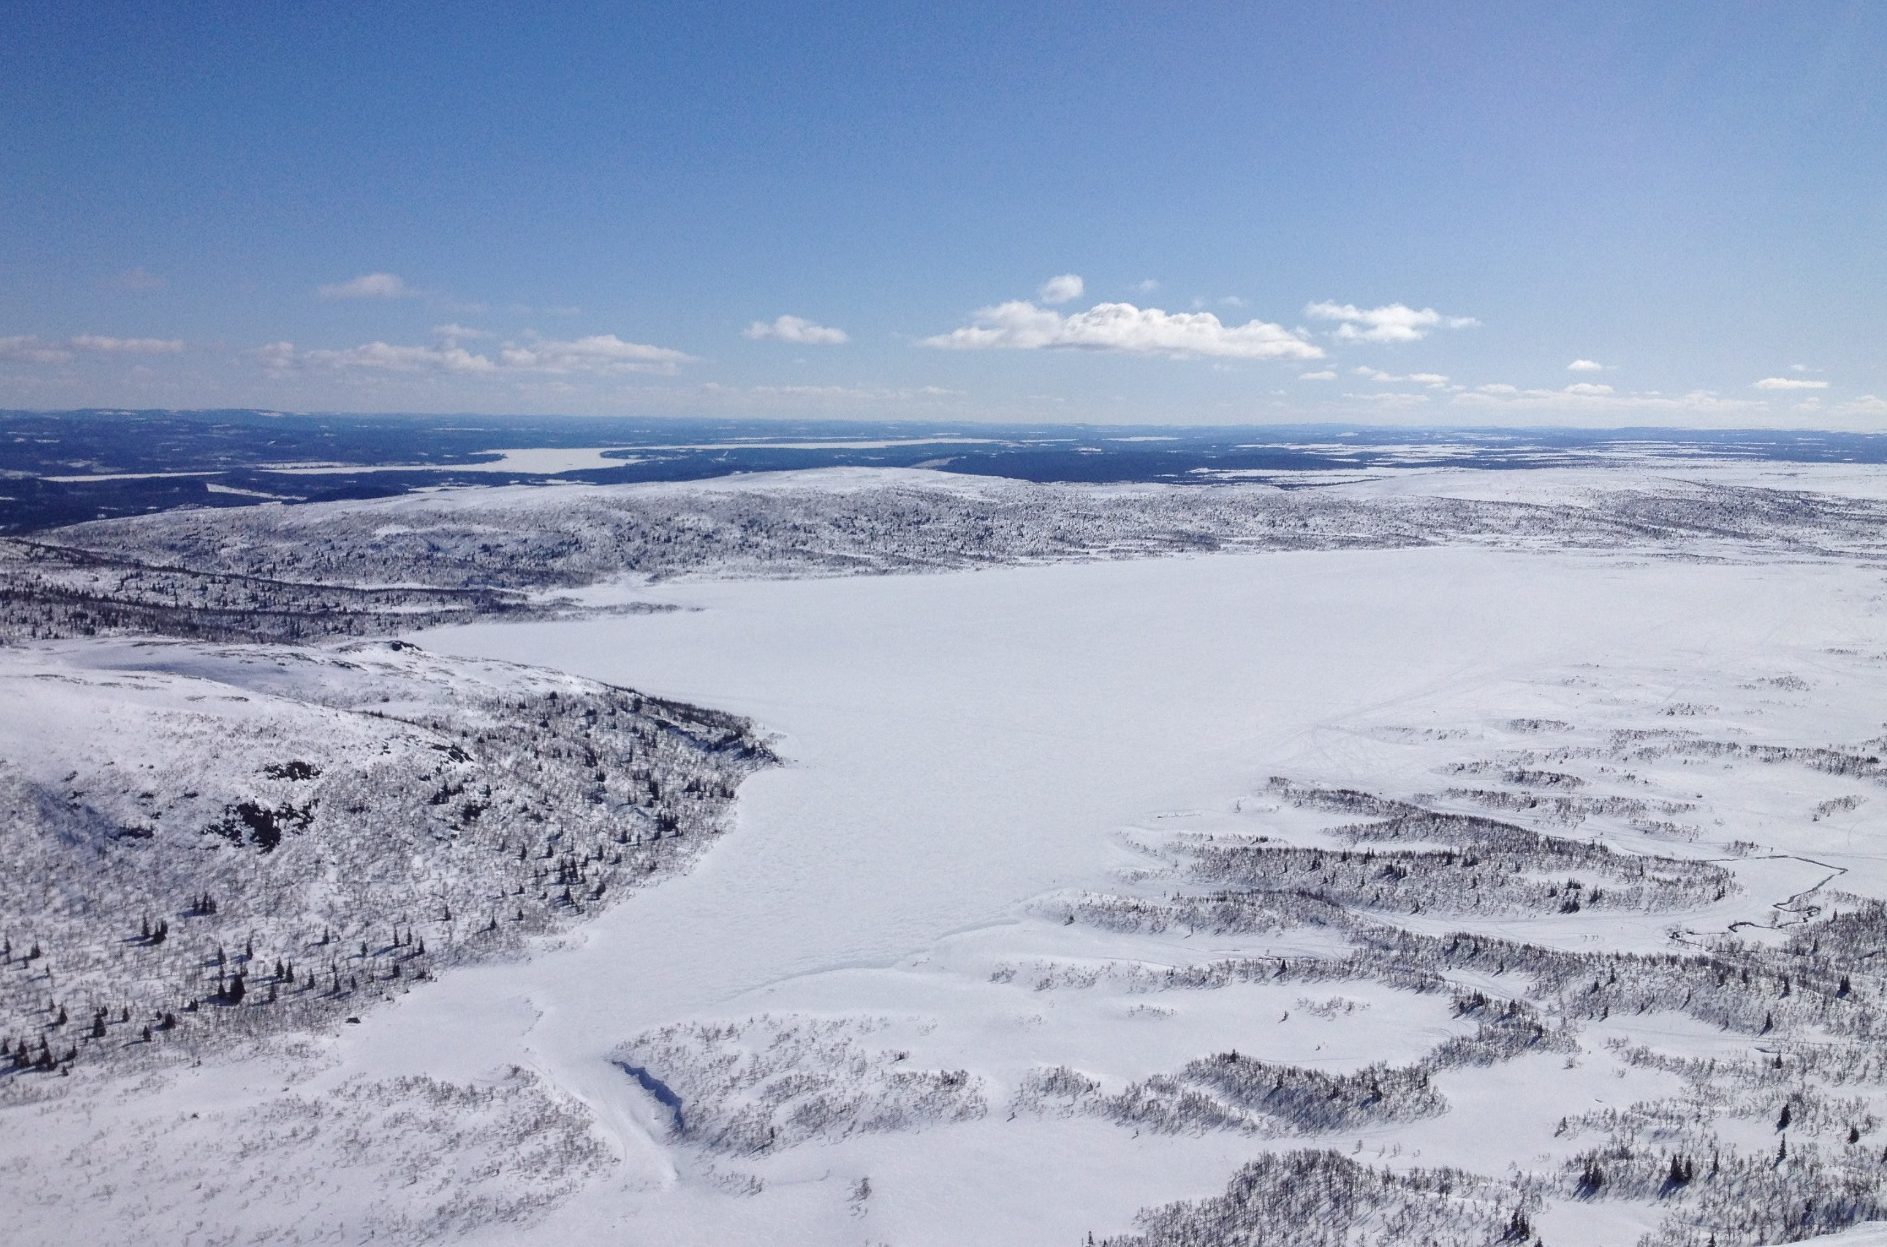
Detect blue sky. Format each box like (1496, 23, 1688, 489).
(2, 2, 1882, 426)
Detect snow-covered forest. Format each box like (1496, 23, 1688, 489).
(0, 638, 770, 1081)
(11, 465, 1887, 645)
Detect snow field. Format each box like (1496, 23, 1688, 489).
(10, 470, 1887, 1244)
(379, 545, 1887, 1245)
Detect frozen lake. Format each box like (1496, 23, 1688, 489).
(408, 548, 1795, 1012)
(303, 542, 1860, 1244)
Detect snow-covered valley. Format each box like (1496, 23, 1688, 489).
(6, 466, 1887, 1245)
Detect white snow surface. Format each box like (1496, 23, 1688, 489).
(399, 549, 1883, 1246)
(10, 466, 1887, 1245)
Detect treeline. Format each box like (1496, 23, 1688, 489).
(1096, 1149, 1536, 1247)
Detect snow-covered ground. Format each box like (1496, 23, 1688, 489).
(7, 466, 1887, 1245)
(402, 549, 1887, 1247)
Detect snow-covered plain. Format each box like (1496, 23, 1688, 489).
(402, 549, 1887, 1247)
(8, 465, 1887, 1245)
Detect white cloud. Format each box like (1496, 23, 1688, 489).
(1837, 394, 1887, 416)
(1354, 366, 1449, 387)
(1304, 301, 1480, 343)
(260, 332, 695, 378)
(1038, 274, 1085, 305)
(497, 334, 695, 374)
(0, 334, 184, 363)
(1298, 369, 1337, 381)
(0, 336, 74, 364)
(923, 300, 1323, 361)
(253, 342, 298, 372)
(271, 341, 496, 374)
(1454, 384, 1762, 420)
(317, 272, 414, 300)
(1131, 278, 1160, 294)
(68, 334, 184, 354)
(743, 314, 849, 345)
(431, 323, 490, 342)
(1567, 358, 1607, 372)
(1753, 376, 1829, 391)
(738, 383, 959, 401)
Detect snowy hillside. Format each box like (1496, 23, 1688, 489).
(12, 465, 1887, 648)
(0, 637, 770, 1080)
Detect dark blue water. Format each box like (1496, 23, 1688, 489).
(5, 408, 1883, 533)
(614, 1060, 686, 1134)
